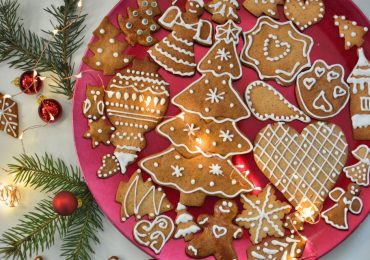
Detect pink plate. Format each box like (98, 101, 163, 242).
(73, 0, 370, 259)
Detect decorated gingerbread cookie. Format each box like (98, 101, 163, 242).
(148, 0, 213, 76)
(347, 48, 370, 140)
(140, 146, 254, 207)
(240, 16, 313, 86)
(247, 234, 306, 260)
(97, 154, 120, 179)
(334, 15, 368, 50)
(254, 122, 348, 220)
(174, 203, 200, 241)
(186, 199, 243, 260)
(0, 93, 19, 138)
(205, 0, 240, 24)
(321, 184, 363, 230)
(284, 0, 325, 31)
(105, 58, 169, 173)
(344, 145, 370, 187)
(236, 185, 292, 244)
(245, 81, 310, 123)
(83, 16, 133, 75)
(243, 0, 284, 19)
(115, 169, 173, 222)
(84, 117, 115, 148)
(133, 215, 174, 254)
(83, 85, 105, 121)
(296, 60, 350, 120)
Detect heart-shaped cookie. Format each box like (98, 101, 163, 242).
(133, 215, 174, 254)
(284, 0, 325, 31)
(254, 122, 348, 219)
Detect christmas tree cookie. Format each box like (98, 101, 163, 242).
(334, 15, 368, 50)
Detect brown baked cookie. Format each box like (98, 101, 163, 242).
(247, 234, 306, 260)
(0, 93, 19, 138)
(116, 169, 173, 222)
(344, 145, 370, 187)
(243, 0, 284, 19)
(296, 60, 350, 120)
(321, 184, 363, 230)
(235, 185, 292, 244)
(347, 48, 370, 140)
(133, 215, 174, 254)
(84, 117, 115, 148)
(240, 16, 313, 86)
(334, 15, 368, 50)
(97, 154, 120, 179)
(186, 199, 243, 260)
(83, 85, 105, 121)
(205, 0, 240, 24)
(83, 16, 133, 75)
(284, 0, 325, 31)
(174, 203, 201, 241)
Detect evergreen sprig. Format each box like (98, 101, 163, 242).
(0, 0, 87, 99)
(0, 153, 104, 260)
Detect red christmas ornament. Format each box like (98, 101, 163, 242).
(38, 97, 62, 123)
(19, 71, 43, 95)
(52, 191, 78, 216)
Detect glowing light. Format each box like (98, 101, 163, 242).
(75, 72, 83, 79)
(236, 164, 245, 169)
(18, 133, 23, 140)
(301, 207, 315, 220)
(53, 29, 59, 36)
(77, 0, 83, 7)
(0, 184, 20, 208)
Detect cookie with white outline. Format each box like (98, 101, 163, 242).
(205, 0, 240, 24)
(334, 15, 368, 50)
(97, 154, 120, 179)
(243, 0, 284, 19)
(84, 117, 115, 148)
(245, 81, 310, 123)
(343, 145, 370, 187)
(83, 85, 105, 121)
(284, 0, 325, 31)
(296, 60, 350, 120)
(240, 16, 313, 86)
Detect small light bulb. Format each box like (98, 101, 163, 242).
(77, 0, 83, 7)
(53, 29, 59, 36)
(75, 72, 82, 79)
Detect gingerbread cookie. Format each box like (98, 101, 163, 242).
(284, 0, 325, 31)
(247, 234, 306, 260)
(334, 15, 368, 50)
(284, 211, 305, 233)
(205, 0, 240, 24)
(174, 203, 200, 241)
(140, 146, 255, 207)
(0, 93, 19, 138)
(84, 117, 115, 148)
(148, 1, 213, 76)
(240, 16, 313, 86)
(105, 58, 170, 173)
(344, 145, 370, 187)
(321, 184, 363, 230)
(83, 85, 105, 121)
(254, 122, 348, 220)
(236, 185, 292, 244)
(115, 169, 173, 222)
(296, 60, 350, 120)
(97, 154, 120, 179)
(245, 81, 310, 123)
(186, 199, 243, 260)
(83, 17, 133, 75)
(347, 48, 370, 140)
(133, 215, 174, 254)
(243, 0, 284, 19)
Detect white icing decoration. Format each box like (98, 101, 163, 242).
(171, 165, 184, 177)
(133, 215, 174, 254)
(187, 245, 198, 256)
(114, 152, 138, 174)
(313, 90, 333, 113)
(219, 130, 234, 142)
(303, 77, 316, 90)
(0, 95, 18, 137)
(206, 87, 226, 104)
(198, 217, 209, 225)
(212, 225, 227, 239)
(343, 145, 370, 187)
(352, 114, 370, 129)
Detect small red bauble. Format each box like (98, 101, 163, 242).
(19, 71, 43, 95)
(38, 97, 62, 123)
(53, 191, 78, 216)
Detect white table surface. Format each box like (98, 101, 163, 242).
(0, 1, 369, 259)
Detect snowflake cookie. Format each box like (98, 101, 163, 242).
(240, 16, 313, 86)
(235, 185, 292, 244)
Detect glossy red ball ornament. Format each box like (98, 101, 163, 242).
(38, 97, 62, 123)
(53, 191, 78, 216)
(19, 71, 43, 95)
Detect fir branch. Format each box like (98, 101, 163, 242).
(61, 194, 104, 260)
(0, 0, 87, 99)
(44, 0, 87, 98)
(0, 198, 69, 260)
(7, 153, 85, 194)
(1, 153, 104, 260)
